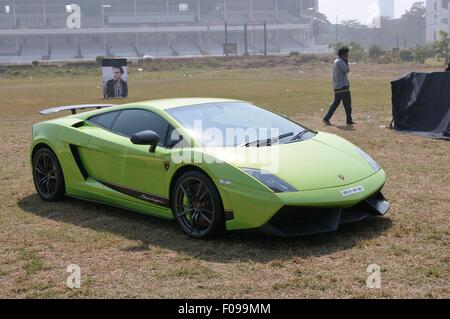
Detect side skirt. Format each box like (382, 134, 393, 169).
(66, 193, 174, 221)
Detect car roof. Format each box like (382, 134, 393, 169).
(129, 98, 242, 110)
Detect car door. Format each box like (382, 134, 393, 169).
(79, 109, 171, 208)
(107, 109, 171, 207)
(78, 110, 125, 187)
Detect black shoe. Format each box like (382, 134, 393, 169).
(347, 121, 358, 125)
(323, 119, 332, 126)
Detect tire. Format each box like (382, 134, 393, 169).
(32, 147, 65, 202)
(172, 171, 225, 239)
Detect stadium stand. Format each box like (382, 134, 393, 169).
(170, 35, 202, 56)
(50, 37, 77, 60)
(18, 15, 46, 29)
(0, 15, 16, 29)
(138, 35, 175, 57)
(79, 38, 107, 58)
(109, 39, 138, 58)
(0, 0, 319, 63)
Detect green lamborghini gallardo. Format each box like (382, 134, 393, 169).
(31, 98, 389, 238)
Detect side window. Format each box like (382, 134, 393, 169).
(88, 111, 121, 130)
(111, 109, 169, 144)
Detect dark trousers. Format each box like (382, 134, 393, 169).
(324, 87, 353, 124)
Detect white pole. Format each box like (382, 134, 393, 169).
(275, 0, 278, 21)
(156, 19, 159, 57)
(13, 0, 17, 26)
(42, 0, 47, 26)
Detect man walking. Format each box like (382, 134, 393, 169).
(323, 47, 357, 126)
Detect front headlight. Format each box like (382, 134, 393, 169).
(355, 147, 381, 172)
(242, 168, 297, 193)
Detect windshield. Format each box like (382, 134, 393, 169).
(167, 102, 315, 147)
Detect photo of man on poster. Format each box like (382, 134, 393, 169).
(102, 59, 128, 99)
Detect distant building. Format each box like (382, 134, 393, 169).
(379, 0, 394, 19)
(426, 0, 450, 43)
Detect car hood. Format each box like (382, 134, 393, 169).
(203, 132, 376, 191)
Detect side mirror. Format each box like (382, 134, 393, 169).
(130, 130, 160, 153)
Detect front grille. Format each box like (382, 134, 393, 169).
(268, 206, 341, 237)
(261, 191, 389, 237)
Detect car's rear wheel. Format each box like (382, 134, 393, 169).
(172, 171, 224, 239)
(32, 147, 65, 201)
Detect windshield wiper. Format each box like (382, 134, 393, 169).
(241, 132, 294, 147)
(290, 129, 315, 142)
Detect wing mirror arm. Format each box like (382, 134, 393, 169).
(149, 143, 158, 153)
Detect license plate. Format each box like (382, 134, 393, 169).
(341, 186, 365, 197)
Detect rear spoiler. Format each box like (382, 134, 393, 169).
(39, 104, 116, 115)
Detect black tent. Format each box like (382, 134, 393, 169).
(391, 72, 450, 139)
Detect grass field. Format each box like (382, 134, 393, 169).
(0, 59, 449, 298)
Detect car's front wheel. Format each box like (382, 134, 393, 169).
(172, 171, 224, 239)
(32, 147, 65, 201)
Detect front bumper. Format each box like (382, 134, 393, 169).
(258, 191, 390, 237)
(224, 169, 387, 232)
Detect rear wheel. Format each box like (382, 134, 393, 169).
(172, 171, 224, 239)
(32, 147, 65, 201)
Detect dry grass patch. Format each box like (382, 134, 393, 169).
(0, 62, 448, 298)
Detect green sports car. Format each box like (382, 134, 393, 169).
(31, 98, 389, 239)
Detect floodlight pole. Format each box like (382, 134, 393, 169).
(335, 15, 338, 44)
(156, 19, 159, 57)
(264, 21, 267, 56)
(274, 0, 278, 21)
(312, 6, 316, 46)
(244, 24, 248, 56)
(225, 22, 228, 44)
(42, 0, 47, 26)
(101, 4, 111, 27)
(12, 0, 17, 27)
(165, 0, 169, 23)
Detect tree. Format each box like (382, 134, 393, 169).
(400, 1, 426, 47)
(329, 42, 345, 55)
(412, 45, 428, 64)
(400, 49, 414, 62)
(329, 42, 366, 62)
(310, 11, 331, 37)
(349, 42, 366, 62)
(369, 45, 385, 59)
(311, 11, 331, 25)
(401, 1, 426, 20)
(341, 19, 365, 29)
(433, 30, 449, 64)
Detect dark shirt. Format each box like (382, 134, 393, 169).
(104, 79, 128, 98)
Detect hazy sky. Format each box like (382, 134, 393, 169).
(319, 0, 420, 24)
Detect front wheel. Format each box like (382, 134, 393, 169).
(172, 171, 225, 239)
(32, 147, 65, 201)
